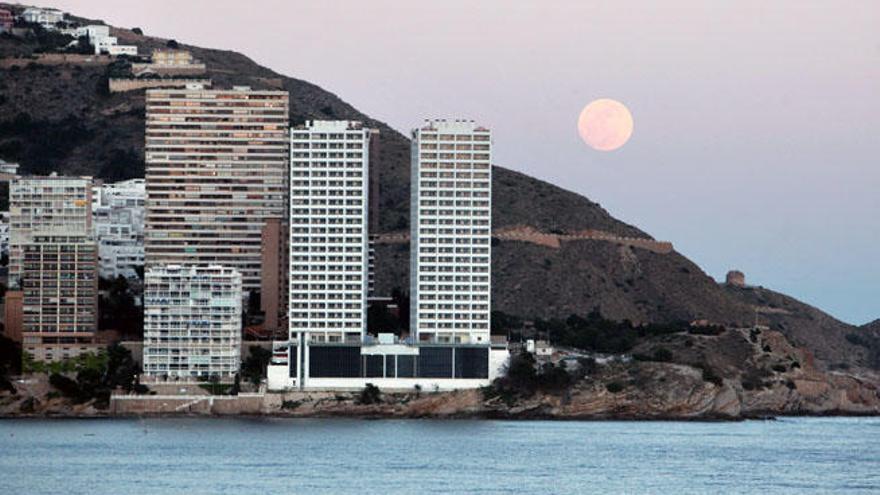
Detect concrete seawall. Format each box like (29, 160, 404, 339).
(110, 394, 265, 415)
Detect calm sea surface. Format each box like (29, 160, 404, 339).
(0, 417, 878, 494)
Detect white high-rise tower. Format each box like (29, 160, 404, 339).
(410, 120, 492, 345)
(288, 121, 371, 349)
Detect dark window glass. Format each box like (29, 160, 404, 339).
(365, 355, 384, 378)
(309, 346, 361, 377)
(384, 355, 396, 378)
(418, 347, 453, 378)
(397, 355, 416, 377)
(455, 347, 489, 378)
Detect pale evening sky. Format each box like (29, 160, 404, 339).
(35, 0, 880, 324)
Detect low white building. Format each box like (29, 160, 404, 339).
(143, 265, 242, 380)
(0, 159, 19, 177)
(68, 24, 110, 41)
(526, 339, 554, 357)
(78, 25, 137, 56)
(267, 334, 509, 392)
(20, 7, 64, 29)
(106, 44, 138, 56)
(92, 179, 145, 280)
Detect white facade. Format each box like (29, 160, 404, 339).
(9, 175, 93, 286)
(143, 265, 242, 379)
(267, 345, 509, 391)
(93, 35, 117, 54)
(75, 25, 138, 56)
(21, 8, 64, 29)
(92, 179, 145, 279)
(0, 212, 9, 256)
(288, 121, 371, 345)
(0, 158, 19, 176)
(107, 44, 138, 56)
(410, 120, 492, 345)
(144, 84, 289, 290)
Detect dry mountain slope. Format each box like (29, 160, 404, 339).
(0, 8, 872, 370)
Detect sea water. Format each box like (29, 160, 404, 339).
(0, 417, 877, 494)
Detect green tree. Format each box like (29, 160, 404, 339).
(241, 347, 271, 386)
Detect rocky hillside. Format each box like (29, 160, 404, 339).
(0, 5, 874, 372)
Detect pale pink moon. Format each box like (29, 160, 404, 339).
(577, 99, 634, 151)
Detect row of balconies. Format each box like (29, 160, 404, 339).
(419, 142, 490, 150)
(416, 313, 490, 320)
(418, 133, 490, 142)
(289, 214, 365, 222)
(419, 153, 490, 160)
(417, 257, 491, 264)
(288, 283, 363, 290)
(418, 162, 490, 170)
(417, 284, 490, 292)
(290, 171, 363, 177)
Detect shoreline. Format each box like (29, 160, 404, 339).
(3, 408, 879, 422)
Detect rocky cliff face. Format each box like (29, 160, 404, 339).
(0, 6, 873, 375)
(4, 326, 877, 420)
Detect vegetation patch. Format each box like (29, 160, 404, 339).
(605, 381, 625, 393)
(358, 383, 382, 405)
(487, 352, 576, 402)
(43, 344, 145, 408)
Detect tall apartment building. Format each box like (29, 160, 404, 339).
(266, 120, 505, 391)
(143, 265, 242, 379)
(92, 178, 145, 279)
(9, 175, 93, 286)
(9, 175, 97, 361)
(144, 84, 289, 291)
(410, 120, 492, 344)
(288, 121, 372, 347)
(21, 234, 98, 361)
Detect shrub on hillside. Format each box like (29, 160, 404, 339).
(605, 381, 625, 393)
(700, 366, 724, 387)
(358, 383, 381, 405)
(49, 373, 82, 400)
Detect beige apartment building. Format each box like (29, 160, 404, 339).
(9, 175, 93, 286)
(21, 234, 99, 362)
(8, 175, 99, 362)
(144, 84, 290, 290)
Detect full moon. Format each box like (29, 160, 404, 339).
(577, 99, 634, 151)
